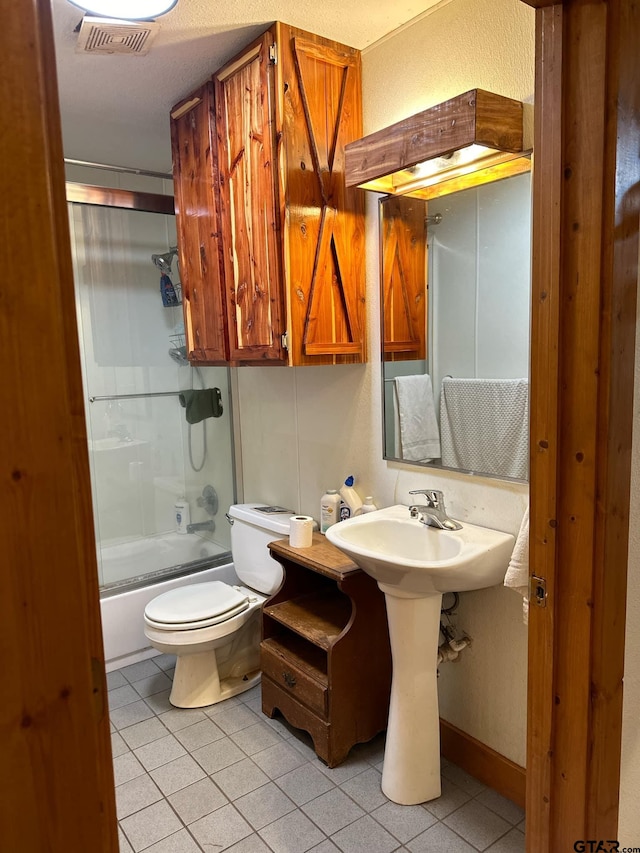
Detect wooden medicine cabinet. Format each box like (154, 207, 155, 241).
(171, 23, 366, 367)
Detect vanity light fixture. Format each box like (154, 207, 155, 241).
(68, 0, 178, 21)
(345, 89, 530, 201)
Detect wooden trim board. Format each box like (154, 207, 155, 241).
(525, 5, 562, 849)
(1, 0, 117, 848)
(522, 0, 640, 847)
(440, 719, 526, 809)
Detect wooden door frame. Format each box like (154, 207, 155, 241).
(4, 0, 638, 848)
(524, 0, 639, 848)
(1, 0, 117, 849)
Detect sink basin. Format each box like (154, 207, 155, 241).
(326, 504, 515, 596)
(326, 503, 516, 806)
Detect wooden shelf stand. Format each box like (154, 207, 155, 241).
(261, 534, 392, 767)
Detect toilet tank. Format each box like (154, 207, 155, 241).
(227, 503, 296, 595)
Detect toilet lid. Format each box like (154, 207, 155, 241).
(144, 581, 250, 630)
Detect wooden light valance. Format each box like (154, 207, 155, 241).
(345, 89, 528, 199)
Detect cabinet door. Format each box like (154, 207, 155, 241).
(278, 27, 366, 365)
(215, 33, 286, 364)
(170, 83, 228, 363)
(380, 195, 427, 361)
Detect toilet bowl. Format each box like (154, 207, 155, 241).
(143, 503, 295, 708)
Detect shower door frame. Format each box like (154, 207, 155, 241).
(65, 181, 175, 215)
(69, 181, 179, 591)
(68, 182, 237, 593)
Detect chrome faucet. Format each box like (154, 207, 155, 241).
(186, 520, 216, 535)
(408, 489, 463, 531)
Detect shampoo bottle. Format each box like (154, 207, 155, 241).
(360, 496, 378, 514)
(175, 498, 190, 534)
(320, 489, 341, 533)
(339, 475, 363, 517)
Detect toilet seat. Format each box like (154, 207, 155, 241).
(144, 581, 250, 631)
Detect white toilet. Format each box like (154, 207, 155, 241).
(143, 503, 294, 708)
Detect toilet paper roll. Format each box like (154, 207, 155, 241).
(289, 515, 314, 548)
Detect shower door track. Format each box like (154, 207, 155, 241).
(66, 182, 174, 215)
(89, 391, 181, 403)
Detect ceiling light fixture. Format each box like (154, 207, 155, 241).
(68, 0, 178, 21)
(345, 89, 529, 200)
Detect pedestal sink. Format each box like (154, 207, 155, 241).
(326, 504, 515, 805)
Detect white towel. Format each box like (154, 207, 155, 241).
(504, 506, 530, 624)
(439, 378, 529, 479)
(392, 383, 402, 458)
(394, 374, 441, 462)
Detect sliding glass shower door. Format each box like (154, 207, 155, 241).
(67, 191, 235, 591)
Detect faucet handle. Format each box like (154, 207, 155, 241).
(409, 489, 444, 508)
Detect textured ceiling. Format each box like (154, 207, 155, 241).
(53, 0, 443, 173)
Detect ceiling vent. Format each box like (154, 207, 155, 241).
(76, 16, 160, 55)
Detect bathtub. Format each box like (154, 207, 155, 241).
(99, 531, 228, 588)
(100, 532, 237, 671)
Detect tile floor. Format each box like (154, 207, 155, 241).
(109, 656, 526, 853)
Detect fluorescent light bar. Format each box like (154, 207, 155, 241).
(345, 90, 526, 196)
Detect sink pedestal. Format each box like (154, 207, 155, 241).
(325, 504, 517, 804)
(379, 585, 443, 805)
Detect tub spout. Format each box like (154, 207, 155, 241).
(187, 520, 215, 534)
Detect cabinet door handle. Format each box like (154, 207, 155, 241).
(283, 671, 296, 688)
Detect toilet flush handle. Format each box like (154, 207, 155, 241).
(225, 512, 234, 526)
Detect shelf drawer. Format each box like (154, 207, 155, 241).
(261, 638, 328, 717)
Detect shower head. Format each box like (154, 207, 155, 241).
(169, 346, 189, 366)
(152, 247, 178, 274)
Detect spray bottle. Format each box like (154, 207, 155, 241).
(339, 476, 363, 519)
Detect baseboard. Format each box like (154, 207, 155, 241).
(105, 648, 159, 673)
(440, 718, 526, 809)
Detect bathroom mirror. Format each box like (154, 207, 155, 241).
(381, 164, 532, 481)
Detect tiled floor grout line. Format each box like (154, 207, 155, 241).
(142, 763, 508, 851)
(110, 660, 525, 853)
(117, 729, 514, 851)
(117, 750, 524, 853)
(118, 793, 212, 853)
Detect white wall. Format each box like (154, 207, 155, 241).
(236, 0, 534, 766)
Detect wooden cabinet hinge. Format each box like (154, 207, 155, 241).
(269, 43, 277, 64)
(281, 331, 289, 350)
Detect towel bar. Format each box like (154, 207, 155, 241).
(88, 391, 181, 403)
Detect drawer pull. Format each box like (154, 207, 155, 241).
(283, 671, 297, 688)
